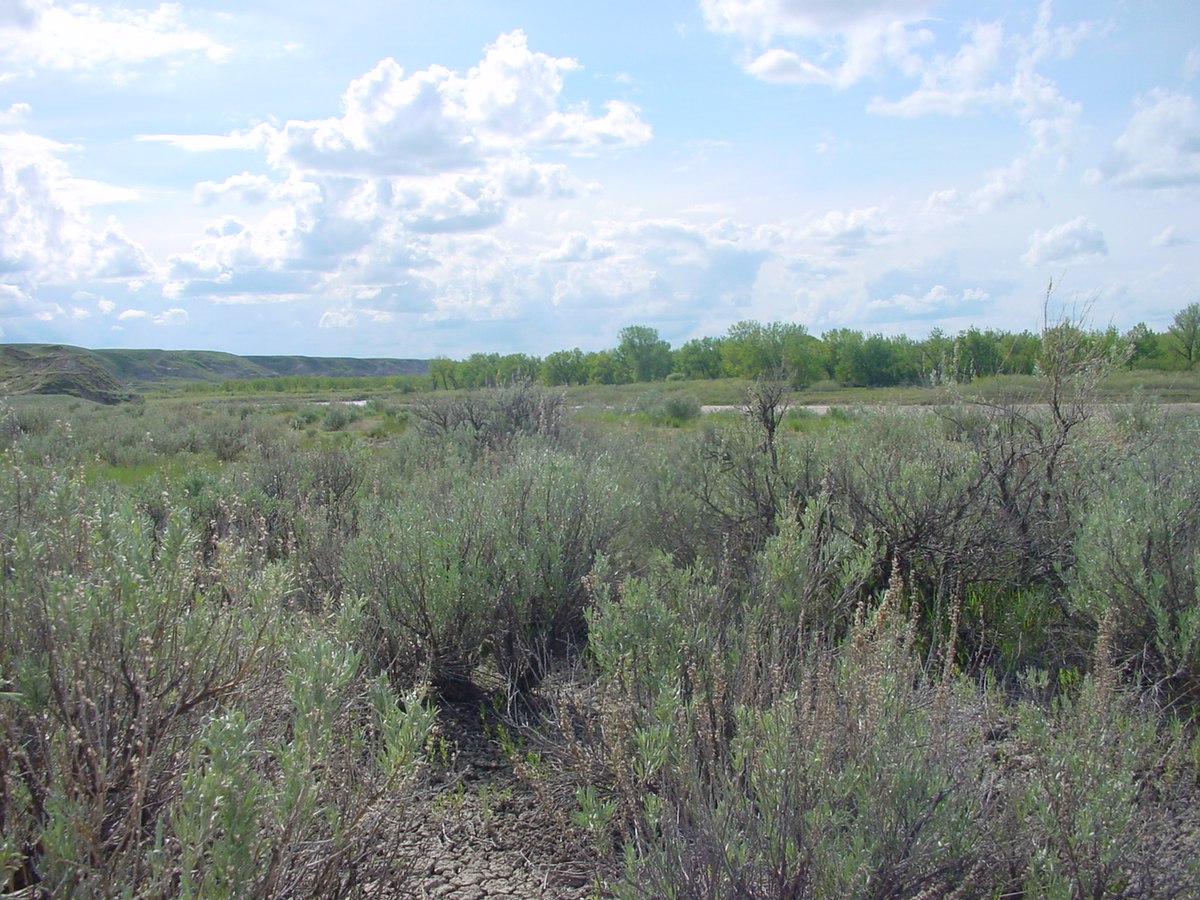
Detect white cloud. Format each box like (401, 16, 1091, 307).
(0, 282, 30, 316)
(262, 31, 649, 178)
(1022, 216, 1107, 266)
(868, 283, 988, 316)
(156, 32, 648, 310)
(700, 0, 932, 40)
(118, 308, 148, 320)
(1087, 89, 1200, 190)
(1185, 46, 1199, 81)
(868, 21, 1006, 116)
(870, 3, 1085, 168)
(746, 48, 835, 85)
(154, 306, 187, 326)
(799, 205, 894, 255)
(194, 172, 274, 205)
(0, 101, 30, 124)
(537, 100, 652, 151)
(901, 6, 1091, 221)
(0, 132, 152, 283)
(541, 232, 616, 263)
(91, 219, 153, 277)
(0, 1, 229, 77)
(702, 0, 937, 89)
(1150, 226, 1189, 248)
(319, 308, 357, 329)
(493, 157, 575, 198)
(136, 127, 269, 152)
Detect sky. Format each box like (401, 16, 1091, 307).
(1, 0, 1198, 358)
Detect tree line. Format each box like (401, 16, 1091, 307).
(425, 303, 1200, 390)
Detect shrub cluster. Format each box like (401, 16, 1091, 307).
(3, 360, 1200, 895)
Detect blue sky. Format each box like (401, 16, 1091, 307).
(1, 0, 1198, 357)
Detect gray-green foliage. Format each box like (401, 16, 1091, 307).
(0, 442, 430, 896)
(594, 571, 984, 898)
(346, 438, 625, 697)
(409, 378, 564, 456)
(589, 556, 1200, 897)
(633, 389, 702, 426)
(1069, 418, 1200, 702)
(5, 374, 1200, 896)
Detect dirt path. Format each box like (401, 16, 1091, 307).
(387, 703, 608, 899)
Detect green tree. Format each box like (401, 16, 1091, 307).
(822, 328, 866, 385)
(673, 337, 725, 379)
(954, 327, 1003, 382)
(1168, 302, 1200, 367)
(615, 326, 673, 382)
(428, 357, 459, 391)
(722, 320, 825, 386)
(1124, 323, 1163, 369)
(997, 330, 1042, 375)
(540, 348, 587, 386)
(918, 328, 954, 385)
(586, 350, 626, 384)
(496, 353, 541, 384)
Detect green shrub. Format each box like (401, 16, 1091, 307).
(1068, 421, 1200, 705)
(346, 440, 625, 699)
(633, 390, 702, 426)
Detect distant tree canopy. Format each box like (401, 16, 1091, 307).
(426, 305, 1197, 390)
(1169, 302, 1200, 366)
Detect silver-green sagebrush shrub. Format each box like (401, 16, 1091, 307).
(1068, 424, 1200, 706)
(0, 467, 279, 894)
(0, 454, 434, 896)
(1013, 672, 1199, 897)
(593, 568, 987, 899)
(345, 439, 625, 700)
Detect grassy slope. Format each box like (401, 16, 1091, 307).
(0, 344, 139, 404)
(1, 344, 429, 400)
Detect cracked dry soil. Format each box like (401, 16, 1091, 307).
(380, 702, 613, 900)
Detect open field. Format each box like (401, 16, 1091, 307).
(3, 372, 1200, 897)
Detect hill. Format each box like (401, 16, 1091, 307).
(1, 344, 428, 402)
(0, 344, 141, 404)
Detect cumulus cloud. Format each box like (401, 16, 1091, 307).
(154, 31, 648, 311)
(0, 101, 30, 124)
(319, 308, 357, 329)
(906, 6, 1094, 223)
(799, 205, 894, 255)
(0, 1, 229, 77)
(873, 2, 1086, 194)
(868, 284, 989, 317)
(1087, 90, 1200, 190)
(1022, 216, 1107, 266)
(1150, 226, 1189, 248)
(702, 0, 937, 89)
(194, 172, 274, 205)
(0, 132, 152, 284)
(746, 47, 836, 85)
(701, 0, 931, 40)
(154, 306, 188, 326)
(261, 31, 649, 177)
(541, 232, 616, 263)
(0, 282, 31, 317)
